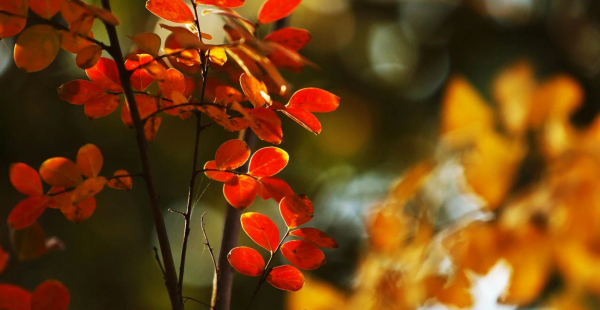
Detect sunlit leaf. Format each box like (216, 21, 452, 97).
(14, 25, 61, 72)
(31, 280, 70, 310)
(60, 0, 93, 34)
(196, 0, 245, 8)
(240, 212, 279, 252)
(7, 196, 50, 230)
(215, 139, 250, 170)
(287, 88, 339, 113)
(209, 47, 227, 66)
(70, 176, 107, 204)
(257, 176, 293, 202)
(282, 107, 322, 134)
(75, 44, 102, 69)
(158, 68, 186, 99)
(10, 163, 44, 196)
(106, 170, 132, 191)
(223, 175, 258, 209)
(266, 265, 304, 291)
(121, 94, 159, 127)
(85, 57, 123, 92)
(240, 73, 269, 107)
(203, 160, 235, 182)
(76, 144, 103, 178)
(279, 194, 313, 228)
(214, 86, 244, 105)
(58, 80, 107, 105)
(146, 0, 195, 24)
(257, 0, 302, 25)
(61, 196, 96, 223)
(29, 0, 61, 19)
(281, 240, 325, 270)
(60, 30, 94, 54)
(290, 228, 338, 249)
(248, 147, 288, 177)
(39, 157, 82, 188)
(125, 54, 155, 91)
(227, 246, 265, 276)
(83, 94, 120, 119)
(129, 32, 161, 57)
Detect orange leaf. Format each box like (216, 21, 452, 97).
(129, 32, 161, 56)
(76, 144, 103, 178)
(121, 94, 159, 127)
(0, 0, 27, 39)
(240, 73, 269, 107)
(257, 0, 302, 24)
(70, 177, 107, 204)
(60, 29, 94, 54)
(257, 177, 293, 202)
(85, 57, 123, 92)
(39, 157, 82, 188)
(10, 222, 63, 260)
(195, 0, 245, 8)
(214, 86, 244, 105)
(146, 0, 195, 24)
(287, 88, 339, 113)
(144, 116, 162, 141)
(240, 212, 279, 252)
(29, 0, 61, 19)
(106, 170, 132, 191)
(246, 107, 283, 144)
(0, 284, 31, 310)
(61, 196, 96, 223)
(7, 196, 50, 230)
(281, 240, 325, 270)
(10, 163, 43, 196)
(248, 147, 288, 177)
(47, 187, 71, 209)
(209, 47, 227, 66)
(282, 107, 322, 134)
(223, 175, 258, 209)
(83, 94, 120, 119)
(215, 139, 250, 170)
(31, 280, 70, 310)
(75, 44, 102, 69)
(266, 265, 304, 291)
(203, 160, 235, 182)
(264, 27, 310, 51)
(59, 0, 93, 34)
(125, 54, 155, 91)
(158, 68, 186, 99)
(14, 24, 61, 72)
(279, 194, 313, 228)
(290, 228, 338, 249)
(227, 246, 265, 276)
(57, 80, 107, 105)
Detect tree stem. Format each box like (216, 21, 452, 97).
(99, 1, 182, 309)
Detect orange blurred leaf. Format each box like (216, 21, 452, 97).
(85, 57, 123, 92)
(61, 196, 96, 223)
(128, 32, 161, 57)
(0, 284, 31, 310)
(257, 0, 302, 25)
(195, 0, 245, 8)
(83, 94, 120, 119)
(106, 170, 132, 191)
(31, 280, 70, 310)
(70, 177, 107, 204)
(145, 0, 195, 24)
(58, 80, 107, 105)
(144, 116, 162, 141)
(240, 73, 269, 107)
(0, 0, 27, 38)
(10, 222, 64, 261)
(29, 0, 61, 19)
(75, 44, 102, 69)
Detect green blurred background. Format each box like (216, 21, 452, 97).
(1, 0, 600, 309)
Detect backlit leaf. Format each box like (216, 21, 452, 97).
(287, 88, 340, 113)
(70, 177, 107, 204)
(257, 0, 302, 25)
(279, 194, 313, 228)
(195, 0, 245, 8)
(10, 163, 44, 196)
(39, 157, 82, 188)
(215, 139, 250, 170)
(57, 80, 107, 105)
(7, 196, 50, 230)
(0, 0, 27, 38)
(0, 284, 31, 310)
(75, 44, 102, 69)
(106, 170, 132, 191)
(146, 0, 195, 23)
(47, 187, 71, 209)
(129, 32, 161, 56)
(121, 94, 159, 127)
(240, 73, 269, 107)
(227, 246, 265, 276)
(31, 280, 70, 310)
(281, 240, 325, 270)
(257, 177, 293, 202)
(60, 0, 93, 34)
(209, 47, 227, 66)
(266, 265, 304, 291)
(282, 107, 321, 134)
(29, 0, 62, 19)
(124, 54, 155, 91)
(248, 147, 288, 177)
(290, 228, 338, 249)
(61, 196, 96, 223)
(246, 107, 283, 144)
(223, 175, 258, 209)
(85, 57, 123, 92)
(76, 144, 103, 178)
(158, 68, 186, 99)
(203, 160, 235, 182)
(14, 25, 61, 72)
(240, 212, 279, 252)
(144, 116, 162, 141)
(60, 30, 94, 54)
(83, 94, 120, 119)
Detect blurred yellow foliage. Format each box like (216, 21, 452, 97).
(286, 60, 600, 310)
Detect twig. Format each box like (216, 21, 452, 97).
(201, 212, 219, 275)
(194, 168, 257, 180)
(153, 246, 166, 279)
(99, 1, 183, 309)
(46, 173, 142, 196)
(183, 296, 213, 308)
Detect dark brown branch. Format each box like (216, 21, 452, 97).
(99, 1, 183, 309)
(153, 246, 166, 279)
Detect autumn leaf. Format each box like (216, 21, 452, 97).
(144, 116, 162, 141)
(0, 244, 8, 274)
(129, 32, 161, 56)
(58, 80, 108, 105)
(264, 27, 311, 72)
(279, 194, 313, 228)
(0, 284, 31, 310)
(245, 107, 283, 144)
(39, 157, 82, 188)
(281, 107, 322, 134)
(266, 265, 304, 291)
(215, 139, 250, 170)
(60, 29, 94, 53)
(158, 68, 186, 100)
(85, 57, 123, 92)
(257, 177, 293, 202)
(290, 228, 338, 249)
(10, 222, 63, 260)
(240, 212, 280, 252)
(195, 0, 245, 8)
(281, 240, 325, 270)
(257, 0, 302, 25)
(7, 196, 50, 230)
(76, 144, 103, 178)
(227, 246, 265, 276)
(203, 160, 235, 182)
(121, 94, 159, 127)
(10, 163, 44, 196)
(47, 187, 72, 210)
(124, 54, 155, 91)
(61, 196, 96, 223)
(287, 88, 340, 113)
(29, 0, 62, 19)
(106, 170, 132, 191)
(31, 280, 70, 310)
(209, 47, 227, 66)
(70, 177, 107, 204)
(240, 73, 269, 107)
(75, 44, 102, 69)
(60, 0, 94, 34)
(223, 175, 258, 209)
(84, 94, 120, 119)
(248, 147, 289, 177)
(146, 0, 196, 24)
(14, 25, 61, 72)
(0, 0, 27, 38)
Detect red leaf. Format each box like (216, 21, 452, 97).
(203, 160, 235, 182)
(0, 284, 31, 310)
(10, 163, 43, 196)
(85, 57, 123, 92)
(246, 107, 283, 144)
(7, 196, 50, 230)
(0, 244, 8, 274)
(57, 80, 107, 105)
(257, 177, 293, 202)
(279, 194, 313, 228)
(61, 196, 96, 223)
(121, 94, 159, 127)
(31, 280, 70, 310)
(146, 0, 195, 24)
(29, 0, 61, 19)
(240, 212, 280, 252)
(0, 0, 27, 39)
(290, 228, 338, 248)
(266, 265, 304, 291)
(227, 246, 265, 276)
(215, 139, 250, 170)
(257, 0, 302, 25)
(280, 240, 325, 270)
(287, 88, 340, 113)
(158, 68, 186, 100)
(195, 0, 245, 8)
(76, 144, 103, 178)
(248, 147, 288, 177)
(125, 55, 155, 91)
(39, 157, 82, 188)
(264, 27, 310, 51)
(223, 175, 257, 209)
(282, 107, 322, 134)
(83, 94, 120, 119)
(240, 73, 269, 107)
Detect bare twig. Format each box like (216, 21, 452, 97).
(183, 296, 213, 308)
(201, 212, 219, 275)
(153, 246, 166, 279)
(99, 1, 183, 309)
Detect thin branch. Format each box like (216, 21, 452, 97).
(99, 1, 183, 309)
(142, 102, 225, 122)
(194, 168, 257, 180)
(125, 48, 198, 72)
(153, 246, 166, 279)
(201, 212, 219, 275)
(168, 208, 186, 217)
(0, 10, 108, 49)
(46, 173, 142, 196)
(182, 296, 213, 308)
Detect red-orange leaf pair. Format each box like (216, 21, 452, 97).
(257, 0, 302, 25)
(0, 280, 70, 310)
(125, 54, 155, 91)
(275, 88, 340, 135)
